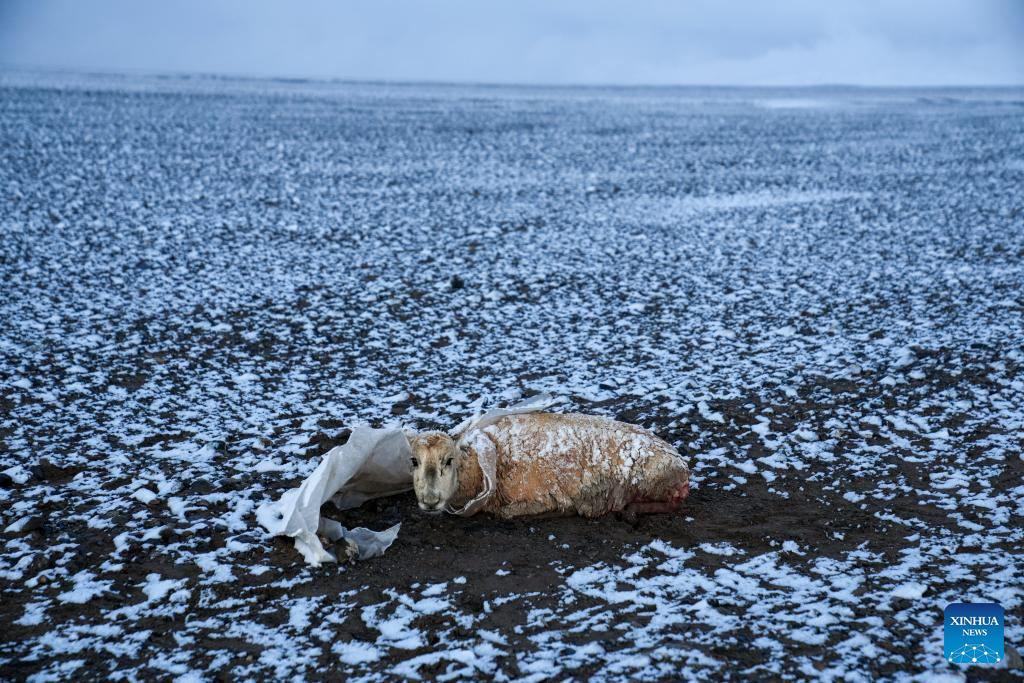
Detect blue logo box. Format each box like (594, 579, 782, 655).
(944, 603, 1004, 665)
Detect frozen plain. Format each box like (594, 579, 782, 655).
(1, 72, 1023, 681)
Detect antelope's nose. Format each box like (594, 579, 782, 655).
(418, 495, 441, 511)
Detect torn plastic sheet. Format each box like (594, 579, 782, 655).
(256, 428, 412, 565)
(257, 394, 559, 565)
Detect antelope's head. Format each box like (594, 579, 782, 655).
(408, 431, 460, 513)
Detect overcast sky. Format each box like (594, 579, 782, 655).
(1, 0, 1021, 86)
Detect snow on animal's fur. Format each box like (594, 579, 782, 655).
(408, 413, 690, 518)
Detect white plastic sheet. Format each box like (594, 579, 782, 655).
(256, 427, 412, 565)
(257, 394, 558, 565)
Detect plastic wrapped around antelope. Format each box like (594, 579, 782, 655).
(257, 395, 690, 565)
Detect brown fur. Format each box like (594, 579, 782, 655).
(409, 413, 689, 519)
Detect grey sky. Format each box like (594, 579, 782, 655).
(1, 0, 1021, 86)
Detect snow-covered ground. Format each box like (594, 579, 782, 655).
(1, 72, 1022, 681)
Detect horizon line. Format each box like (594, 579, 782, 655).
(3, 63, 1023, 91)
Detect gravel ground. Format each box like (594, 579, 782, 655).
(1, 72, 1023, 681)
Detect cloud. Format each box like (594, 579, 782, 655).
(0, 0, 1021, 85)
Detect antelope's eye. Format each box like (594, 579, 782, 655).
(410, 457, 419, 468)
(443, 458, 453, 469)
